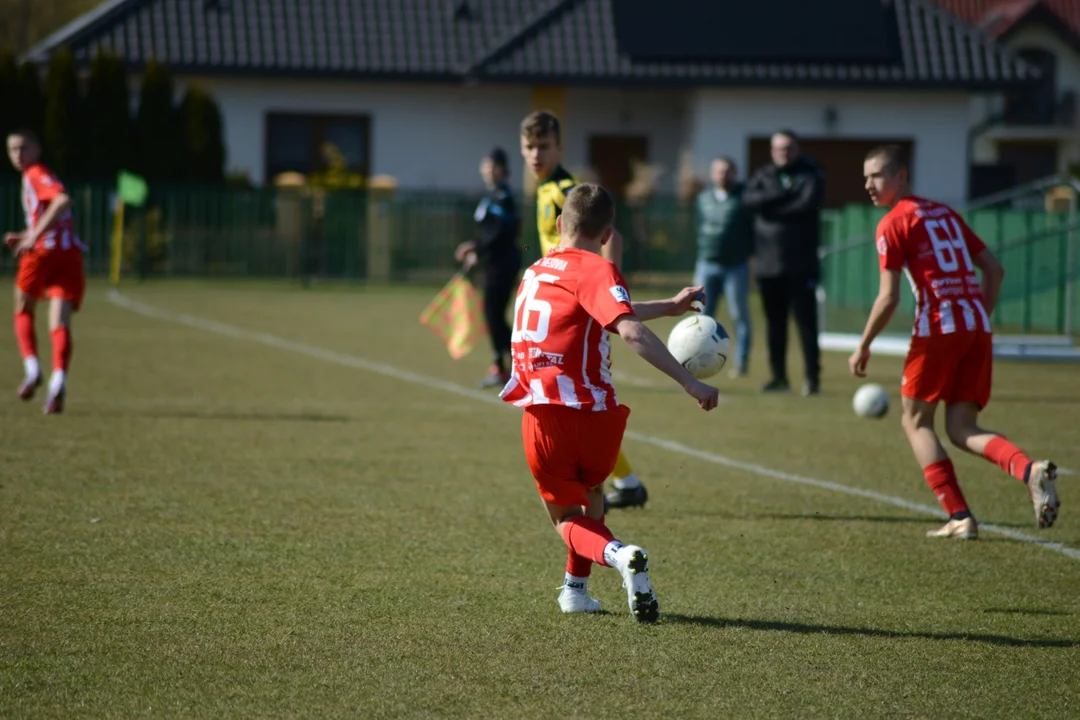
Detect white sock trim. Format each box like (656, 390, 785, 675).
(602, 540, 624, 568)
(24, 356, 40, 379)
(613, 473, 641, 490)
(48, 369, 66, 394)
(562, 574, 589, 592)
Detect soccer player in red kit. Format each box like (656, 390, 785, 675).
(5, 130, 86, 414)
(851, 145, 1058, 539)
(500, 183, 719, 622)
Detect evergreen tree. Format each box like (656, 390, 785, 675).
(84, 50, 131, 179)
(178, 85, 225, 182)
(135, 58, 180, 181)
(15, 60, 44, 137)
(0, 52, 19, 175)
(43, 47, 82, 175)
(0, 52, 19, 137)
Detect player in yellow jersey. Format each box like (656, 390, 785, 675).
(519, 110, 646, 510)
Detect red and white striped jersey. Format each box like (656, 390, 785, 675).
(21, 163, 81, 251)
(499, 248, 634, 411)
(877, 196, 992, 337)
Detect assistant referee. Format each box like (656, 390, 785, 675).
(456, 147, 522, 388)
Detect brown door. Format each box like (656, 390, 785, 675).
(747, 137, 915, 208)
(997, 140, 1059, 185)
(588, 135, 649, 197)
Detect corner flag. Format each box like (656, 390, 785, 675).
(110, 171, 149, 286)
(419, 273, 487, 359)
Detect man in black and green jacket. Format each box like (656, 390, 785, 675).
(694, 156, 754, 376)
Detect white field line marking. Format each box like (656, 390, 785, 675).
(108, 290, 1079, 563)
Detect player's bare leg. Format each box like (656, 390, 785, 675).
(901, 396, 977, 539)
(43, 297, 73, 415)
(945, 402, 1059, 529)
(13, 287, 41, 400)
(546, 487, 659, 623)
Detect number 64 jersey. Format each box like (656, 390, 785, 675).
(499, 248, 635, 411)
(877, 196, 992, 337)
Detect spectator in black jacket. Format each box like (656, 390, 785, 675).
(743, 130, 825, 396)
(456, 148, 522, 388)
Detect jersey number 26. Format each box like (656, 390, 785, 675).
(512, 269, 558, 343)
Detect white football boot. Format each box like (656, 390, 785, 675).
(1028, 460, 1060, 529)
(926, 516, 978, 540)
(557, 585, 601, 614)
(613, 545, 659, 623)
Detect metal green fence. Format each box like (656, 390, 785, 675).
(819, 203, 1080, 336)
(0, 181, 1075, 336)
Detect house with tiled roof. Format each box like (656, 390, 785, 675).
(936, 0, 1080, 195)
(27, 0, 1039, 207)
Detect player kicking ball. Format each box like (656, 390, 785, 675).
(851, 145, 1059, 539)
(519, 110, 648, 511)
(5, 130, 86, 415)
(500, 183, 719, 622)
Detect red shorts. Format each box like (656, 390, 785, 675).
(16, 247, 86, 311)
(902, 332, 992, 408)
(521, 404, 630, 507)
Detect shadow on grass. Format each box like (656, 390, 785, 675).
(981, 607, 1072, 617)
(663, 613, 1078, 648)
(68, 409, 353, 423)
(682, 511, 1033, 530)
(990, 393, 1080, 405)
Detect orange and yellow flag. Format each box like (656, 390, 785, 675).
(419, 274, 488, 359)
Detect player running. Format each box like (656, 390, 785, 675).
(851, 145, 1059, 539)
(5, 130, 85, 415)
(500, 183, 718, 622)
(519, 110, 647, 511)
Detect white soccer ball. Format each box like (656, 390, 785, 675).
(853, 383, 889, 419)
(666, 315, 731, 380)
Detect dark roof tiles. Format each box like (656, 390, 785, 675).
(26, 0, 1036, 89)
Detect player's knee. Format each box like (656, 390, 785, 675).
(944, 418, 974, 449)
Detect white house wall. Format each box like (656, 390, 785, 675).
(185, 77, 971, 204)
(688, 89, 972, 208)
(191, 78, 533, 188)
(561, 87, 691, 190)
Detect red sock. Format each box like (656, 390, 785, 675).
(50, 327, 72, 371)
(923, 459, 969, 517)
(983, 436, 1031, 483)
(14, 312, 36, 359)
(565, 515, 611, 577)
(560, 515, 616, 567)
(566, 551, 592, 577)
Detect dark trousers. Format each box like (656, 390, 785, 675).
(483, 264, 518, 369)
(758, 275, 820, 384)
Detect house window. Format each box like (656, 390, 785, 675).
(1004, 49, 1057, 125)
(265, 113, 371, 182)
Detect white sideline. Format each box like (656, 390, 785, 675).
(107, 290, 1079, 563)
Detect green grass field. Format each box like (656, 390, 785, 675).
(2, 280, 1078, 719)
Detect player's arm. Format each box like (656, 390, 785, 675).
(612, 314, 719, 410)
(631, 286, 705, 321)
(973, 247, 1005, 314)
(850, 269, 901, 377)
(958, 215, 1004, 314)
(13, 192, 72, 253)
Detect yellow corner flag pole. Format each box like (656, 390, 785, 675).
(109, 199, 125, 287)
(111, 171, 149, 286)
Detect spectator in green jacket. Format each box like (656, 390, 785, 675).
(694, 156, 754, 376)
